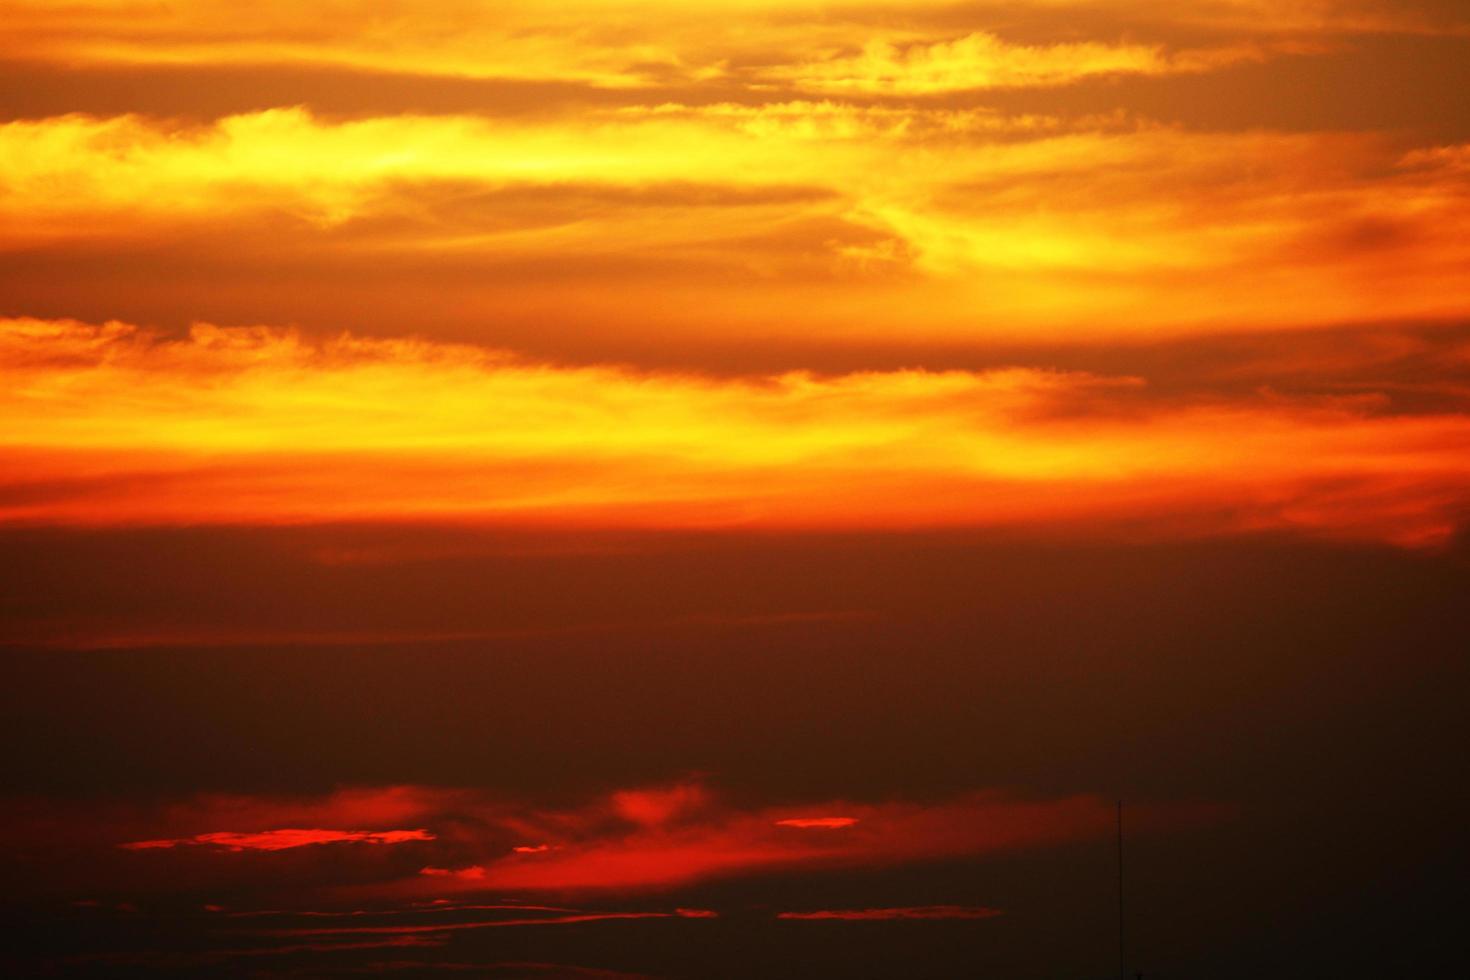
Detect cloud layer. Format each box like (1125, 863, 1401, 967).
(3, 4, 1468, 977)
(3, 317, 1468, 543)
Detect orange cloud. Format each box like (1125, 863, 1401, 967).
(774, 818, 859, 829)
(6, 0, 1424, 87)
(3, 318, 1468, 545)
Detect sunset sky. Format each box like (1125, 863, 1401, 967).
(2, 2, 1467, 976)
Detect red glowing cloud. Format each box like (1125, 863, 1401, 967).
(419, 865, 487, 880)
(33, 781, 1220, 902)
(383, 784, 1215, 895)
(609, 783, 711, 827)
(121, 828, 435, 852)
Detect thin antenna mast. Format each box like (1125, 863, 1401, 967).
(1117, 799, 1125, 980)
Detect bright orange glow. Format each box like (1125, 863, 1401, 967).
(4, 318, 1468, 544)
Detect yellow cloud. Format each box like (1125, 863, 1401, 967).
(3, 111, 1468, 339)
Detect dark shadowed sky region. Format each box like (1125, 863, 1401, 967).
(2, 2, 1468, 977)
